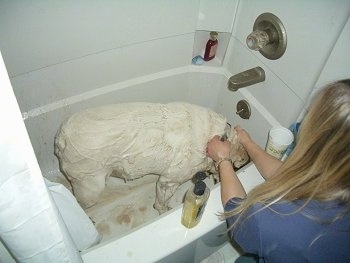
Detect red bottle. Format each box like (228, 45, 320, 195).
(204, 31, 218, 61)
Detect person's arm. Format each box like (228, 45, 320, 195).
(235, 126, 282, 180)
(206, 135, 246, 206)
(218, 160, 246, 206)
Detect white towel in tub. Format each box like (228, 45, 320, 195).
(45, 179, 101, 251)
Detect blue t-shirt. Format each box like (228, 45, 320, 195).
(225, 198, 350, 263)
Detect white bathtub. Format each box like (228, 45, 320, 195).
(22, 65, 279, 262)
(81, 163, 264, 263)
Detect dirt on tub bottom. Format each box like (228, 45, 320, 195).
(50, 172, 215, 242)
(87, 175, 216, 242)
(85, 175, 160, 242)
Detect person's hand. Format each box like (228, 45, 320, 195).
(234, 125, 253, 149)
(206, 135, 231, 162)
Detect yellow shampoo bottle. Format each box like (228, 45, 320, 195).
(181, 181, 210, 228)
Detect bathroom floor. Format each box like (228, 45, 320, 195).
(200, 242, 240, 263)
(52, 171, 215, 242)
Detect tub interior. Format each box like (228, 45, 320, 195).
(84, 169, 217, 242)
(81, 163, 265, 263)
(23, 67, 275, 249)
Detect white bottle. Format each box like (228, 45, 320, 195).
(181, 181, 210, 228)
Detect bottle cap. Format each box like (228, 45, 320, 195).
(210, 31, 218, 37)
(194, 171, 207, 182)
(193, 181, 206, 196)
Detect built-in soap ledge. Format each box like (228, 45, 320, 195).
(191, 30, 231, 67)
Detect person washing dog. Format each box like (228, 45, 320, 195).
(206, 79, 350, 263)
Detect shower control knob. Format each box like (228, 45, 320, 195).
(246, 12, 287, 60)
(246, 30, 270, 51)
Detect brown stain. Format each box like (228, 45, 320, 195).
(83, 175, 164, 241)
(138, 206, 147, 212)
(116, 213, 131, 225)
(114, 206, 134, 225)
(96, 221, 111, 236)
(112, 204, 153, 229)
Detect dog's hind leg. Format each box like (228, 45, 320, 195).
(154, 177, 180, 214)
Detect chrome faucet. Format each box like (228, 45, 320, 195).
(228, 66, 265, 91)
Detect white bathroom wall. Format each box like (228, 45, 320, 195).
(0, 0, 238, 114)
(196, 0, 239, 32)
(0, 1, 196, 112)
(314, 16, 350, 93)
(224, 0, 350, 127)
(1, 1, 198, 76)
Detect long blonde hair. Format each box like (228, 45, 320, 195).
(225, 79, 350, 227)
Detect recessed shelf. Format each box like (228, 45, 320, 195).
(192, 30, 231, 67)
